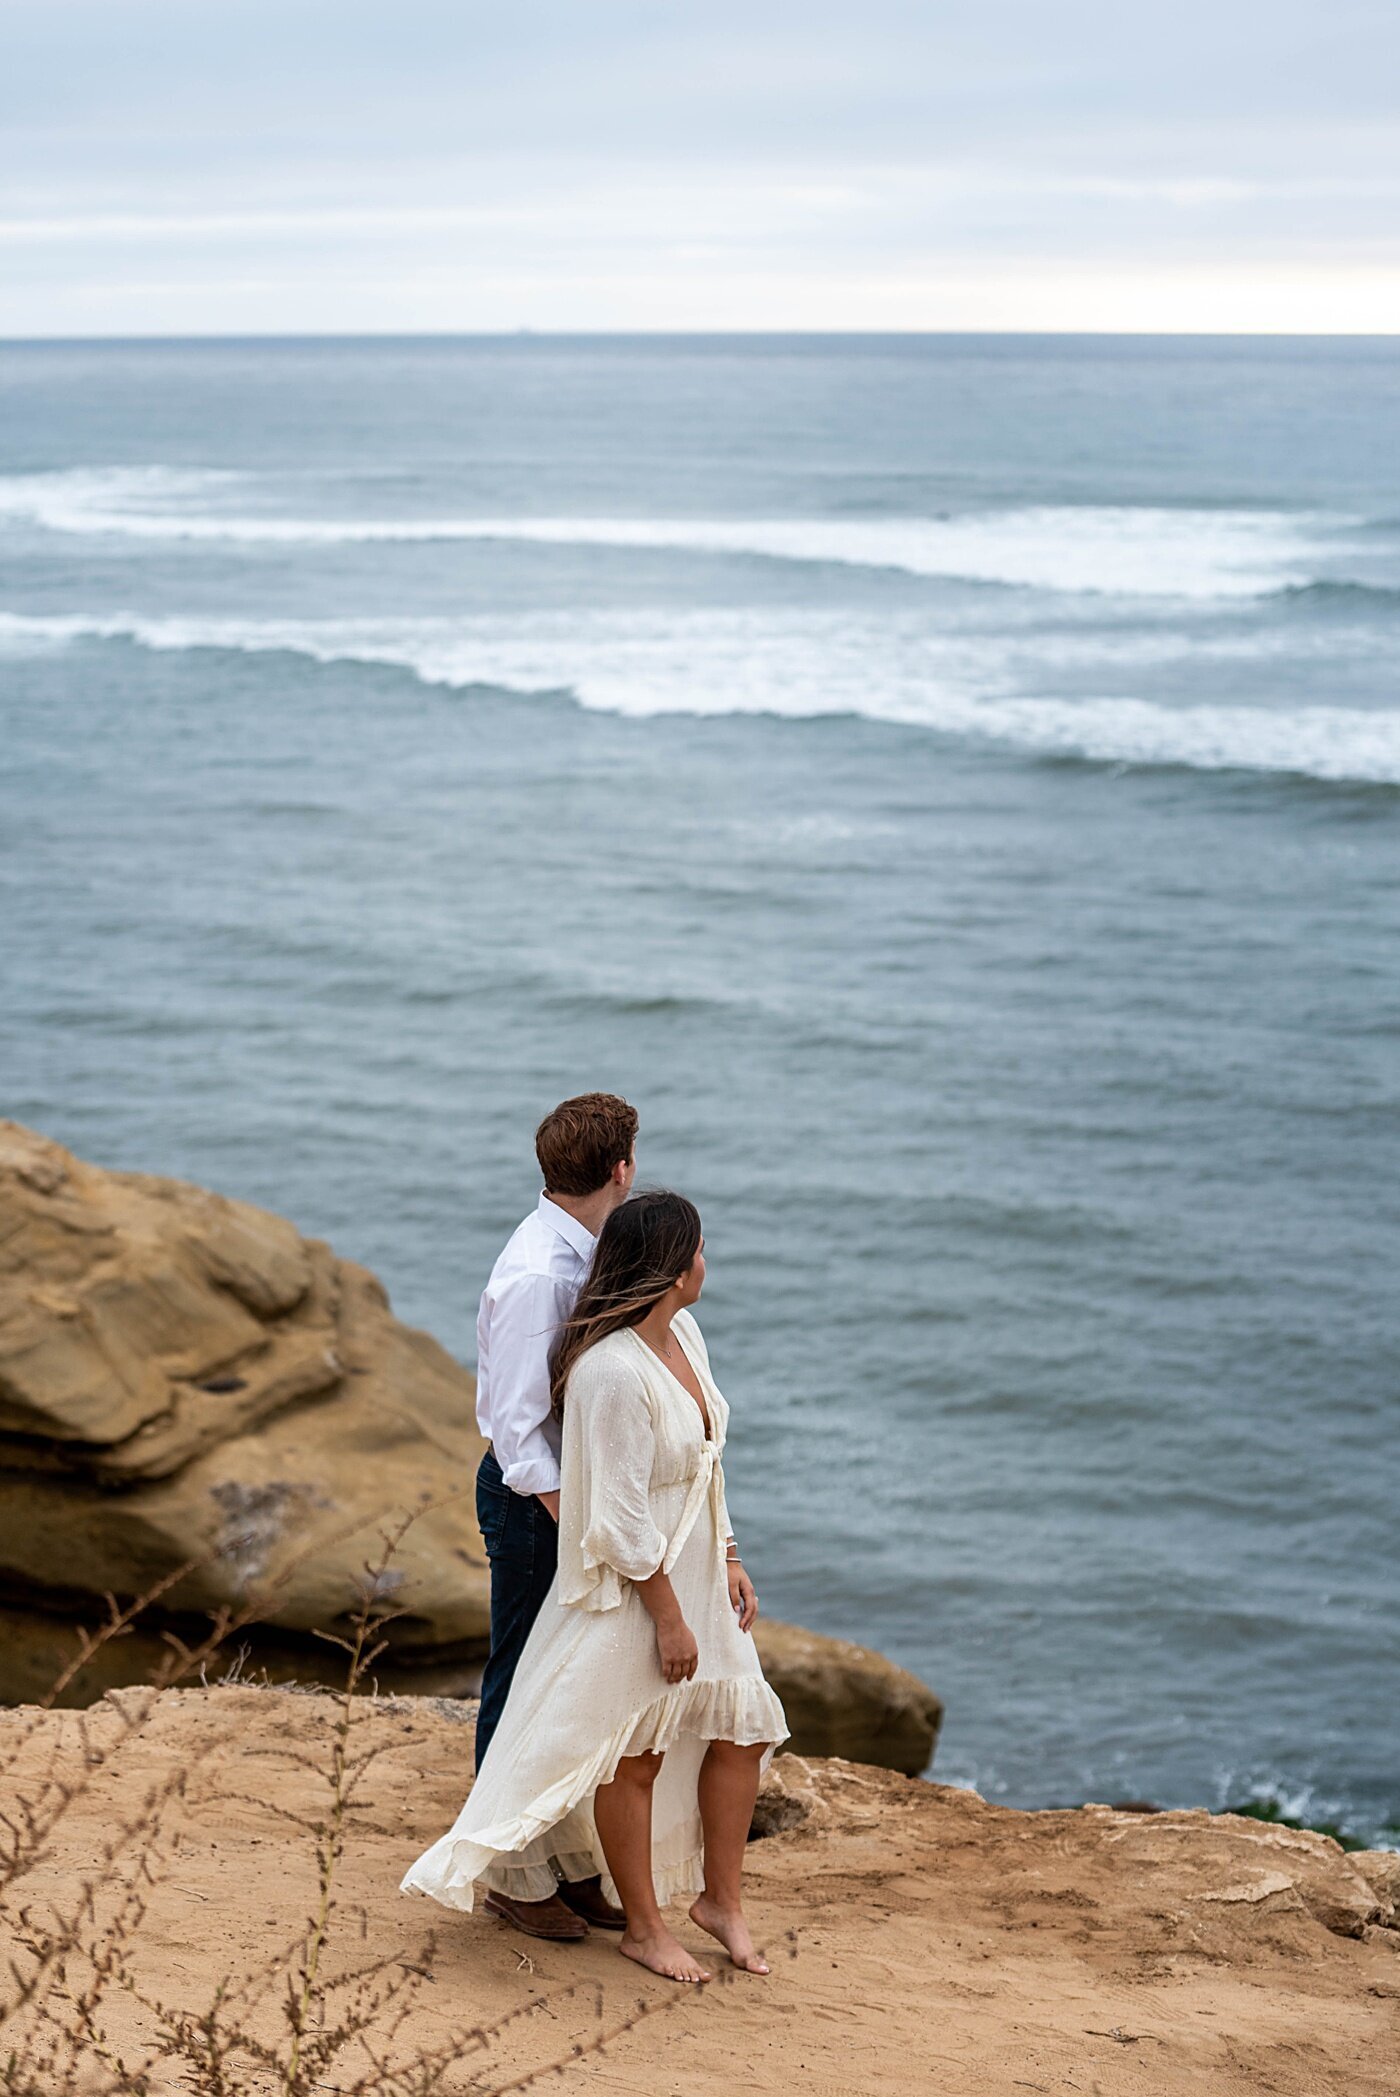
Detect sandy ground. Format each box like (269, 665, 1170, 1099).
(3, 1685, 1396, 2097)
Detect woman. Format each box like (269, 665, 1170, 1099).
(401, 1191, 787, 1982)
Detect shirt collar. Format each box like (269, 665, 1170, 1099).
(537, 1193, 597, 1264)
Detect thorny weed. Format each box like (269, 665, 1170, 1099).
(0, 1508, 740, 2097)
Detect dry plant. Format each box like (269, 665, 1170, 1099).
(0, 1512, 701, 2097)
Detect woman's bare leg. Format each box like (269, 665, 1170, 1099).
(688, 1739, 770, 1974)
(592, 1751, 712, 1983)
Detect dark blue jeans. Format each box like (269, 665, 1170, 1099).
(475, 1446, 559, 1772)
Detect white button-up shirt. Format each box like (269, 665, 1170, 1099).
(475, 1195, 596, 1497)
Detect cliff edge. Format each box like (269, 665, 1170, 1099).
(3, 1685, 1395, 2096)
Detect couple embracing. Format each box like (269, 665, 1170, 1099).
(402, 1094, 787, 1983)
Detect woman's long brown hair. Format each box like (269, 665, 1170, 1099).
(550, 1190, 702, 1418)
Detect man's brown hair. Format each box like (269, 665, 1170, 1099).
(535, 1092, 638, 1197)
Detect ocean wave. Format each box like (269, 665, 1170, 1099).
(1270, 578, 1400, 611)
(0, 466, 1356, 600)
(935, 1757, 1397, 1848)
(5, 607, 1399, 786)
(1209, 1767, 1399, 1852)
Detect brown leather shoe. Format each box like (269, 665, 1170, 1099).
(482, 1891, 588, 1941)
(557, 1875, 627, 1931)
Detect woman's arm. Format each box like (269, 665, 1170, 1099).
(633, 1567, 699, 1683)
(729, 1543, 758, 1635)
(564, 1351, 668, 1594)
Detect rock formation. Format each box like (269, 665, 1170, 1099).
(0, 1122, 941, 1771)
(750, 1617, 940, 1776)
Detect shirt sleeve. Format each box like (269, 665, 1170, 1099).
(557, 1347, 666, 1611)
(484, 1269, 569, 1496)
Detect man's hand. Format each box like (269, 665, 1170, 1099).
(727, 1560, 758, 1632)
(536, 1490, 561, 1523)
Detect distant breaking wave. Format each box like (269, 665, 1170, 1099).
(0, 466, 1361, 600)
(1271, 578, 1400, 610)
(4, 607, 1398, 787)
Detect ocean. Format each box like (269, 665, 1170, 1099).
(2, 334, 1397, 1842)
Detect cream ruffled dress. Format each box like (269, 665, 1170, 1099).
(400, 1310, 788, 1910)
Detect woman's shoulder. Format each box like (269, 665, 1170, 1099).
(565, 1327, 647, 1401)
(674, 1306, 711, 1365)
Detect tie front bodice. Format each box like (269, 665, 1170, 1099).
(660, 1434, 727, 1578)
(556, 1312, 734, 1615)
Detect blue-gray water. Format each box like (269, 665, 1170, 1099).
(2, 336, 1398, 1841)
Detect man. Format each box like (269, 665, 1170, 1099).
(473, 1091, 638, 1940)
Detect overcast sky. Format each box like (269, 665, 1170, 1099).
(3, 0, 1397, 334)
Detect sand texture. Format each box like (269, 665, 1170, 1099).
(3, 1685, 1395, 2096)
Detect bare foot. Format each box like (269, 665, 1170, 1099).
(688, 1893, 770, 1974)
(620, 1927, 712, 1984)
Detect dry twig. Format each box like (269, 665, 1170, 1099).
(0, 1506, 700, 2096)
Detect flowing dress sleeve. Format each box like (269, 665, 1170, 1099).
(557, 1341, 667, 1613)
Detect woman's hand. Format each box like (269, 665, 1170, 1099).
(634, 1569, 698, 1683)
(654, 1612, 699, 1684)
(727, 1560, 758, 1633)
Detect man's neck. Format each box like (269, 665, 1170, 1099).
(544, 1184, 621, 1241)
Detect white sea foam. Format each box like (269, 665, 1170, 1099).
(5, 607, 1398, 786)
(0, 466, 1350, 600)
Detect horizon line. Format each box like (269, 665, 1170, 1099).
(2, 326, 1398, 346)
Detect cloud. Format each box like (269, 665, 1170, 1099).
(2, 2, 1396, 332)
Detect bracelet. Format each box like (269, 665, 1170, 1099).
(725, 1552, 742, 1564)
